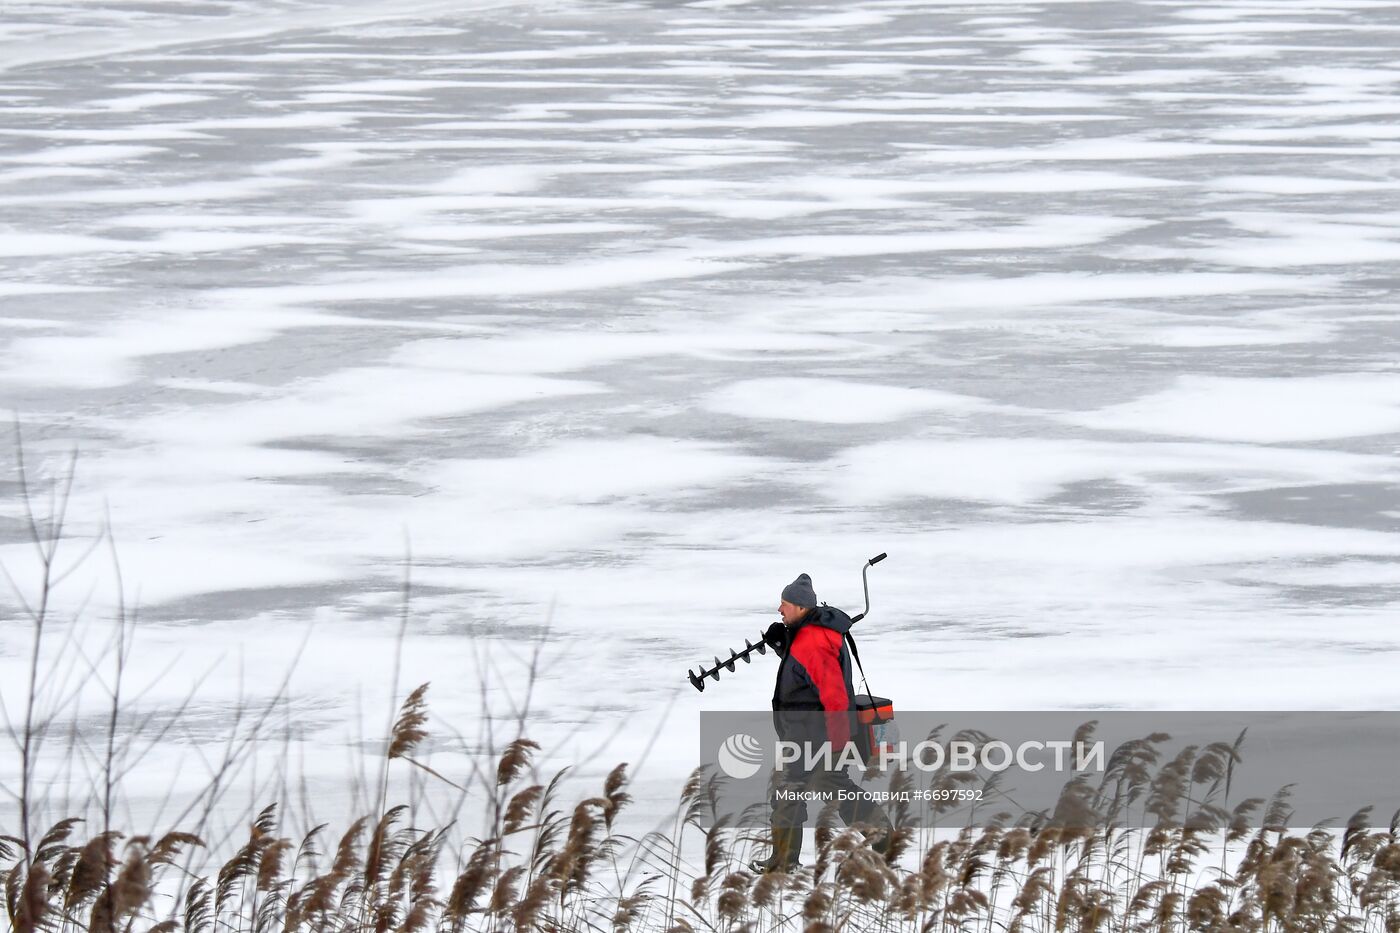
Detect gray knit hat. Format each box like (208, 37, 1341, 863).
(781, 573, 818, 609)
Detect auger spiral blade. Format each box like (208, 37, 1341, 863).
(686, 630, 774, 691)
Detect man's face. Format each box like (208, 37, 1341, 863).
(778, 599, 808, 626)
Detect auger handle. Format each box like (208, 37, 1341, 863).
(849, 552, 887, 624)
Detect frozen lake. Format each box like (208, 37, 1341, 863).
(2, 0, 1400, 839)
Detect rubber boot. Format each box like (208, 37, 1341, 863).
(749, 822, 802, 874)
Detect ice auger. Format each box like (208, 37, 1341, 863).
(686, 552, 886, 692)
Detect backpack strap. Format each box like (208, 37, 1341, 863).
(844, 631, 871, 695)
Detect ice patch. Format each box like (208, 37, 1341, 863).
(0, 283, 107, 296)
(790, 10, 891, 28)
(424, 437, 775, 508)
(586, 110, 1126, 129)
(398, 222, 647, 241)
(0, 232, 128, 255)
(0, 177, 301, 205)
(811, 438, 1400, 506)
(336, 25, 465, 39)
(0, 166, 111, 184)
(308, 81, 470, 95)
(0, 126, 213, 143)
(96, 92, 211, 112)
(127, 369, 605, 446)
(685, 216, 1152, 261)
(0, 229, 333, 256)
(903, 138, 1366, 163)
(703, 379, 996, 423)
(1195, 239, 1400, 267)
(1126, 322, 1335, 348)
(298, 92, 430, 104)
(1216, 123, 1400, 142)
(153, 378, 270, 396)
(228, 253, 752, 303)
(738, 272, 1314, 332)
(1, 144, 162, 164)
(101, 213, 321, 229)
(659, 195, 918, 221)
(657, 153, 795, 169)
(184, 112, 362, 130)
(939, 517, 1400, 570)
(391, 332, 861, 375)
(1190, 215, 1400, 267)
(2, 307, 362, 389)
(1018, 47, 1101, 70)
(1231, 560, 1400, 589)
(826, 91, 1114, 110)
(0, 0, 539, 75)
(1075, 69, 1219, 87)
(422, 164, 553, 194)
(8, 263, 851, 391)
(0, 534, 346, 607)
(1205, 101, 1400, 119)
(636, 171, 1180, 201)
(1134, 21, 1344, 35)
(1209, 175, 1400, 194)
(1270, 63, 1400, 89)
(1066, 374, 1400, 443)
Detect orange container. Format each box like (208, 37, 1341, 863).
(854, 694, 895, 763)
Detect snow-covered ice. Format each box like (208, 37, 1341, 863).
(2, 0, 1399, 838)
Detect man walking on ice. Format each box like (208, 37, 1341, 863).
(751, 572, 893, 874)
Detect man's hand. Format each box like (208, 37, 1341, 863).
(764, 621, 788, 655)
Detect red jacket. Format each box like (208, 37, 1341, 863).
(771, 606, 858, 750)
